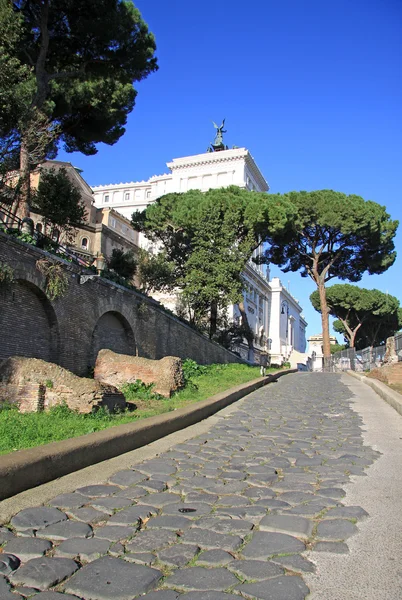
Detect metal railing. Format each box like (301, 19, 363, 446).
(395, 332, 402, 362)
(0, 205, 92, 268)
(326, 345, 388, 373)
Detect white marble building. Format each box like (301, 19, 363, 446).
(93, 147, 307, 364)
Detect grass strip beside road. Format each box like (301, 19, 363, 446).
(0, 363, 275, 456)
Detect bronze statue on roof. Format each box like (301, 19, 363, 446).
(208, 119, 229, 152)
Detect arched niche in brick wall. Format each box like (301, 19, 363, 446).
(90, 310, 136, 366)
(0, 279, 60, 363)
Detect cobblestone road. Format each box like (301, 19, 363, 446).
(0, 373, 381, 600)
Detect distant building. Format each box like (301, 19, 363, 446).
(93, 147, 307, 364)
(28, 161, 139, 262)
(307, 333, 338, 371)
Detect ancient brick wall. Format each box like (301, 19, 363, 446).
(0, 234, 242, 376)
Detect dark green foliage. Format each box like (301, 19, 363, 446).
(31, 167, 87, 241)
(311, 283, 402, 348)
(0, 0, 158, 216)
(181, 359, 211, 383)
(261, 190, 398, 357)
(107, 248, 137, 280)
(120, 380, 164, 401)
(132, 186, 295, 338)
(330, 343, 347, 354)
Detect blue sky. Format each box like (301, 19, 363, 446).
(58, 0, 402, 340)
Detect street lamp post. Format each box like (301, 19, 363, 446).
(281, 301, 290, 360)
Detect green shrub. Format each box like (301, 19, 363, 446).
(120, 380, 164, 402)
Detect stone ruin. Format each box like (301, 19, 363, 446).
(0, 357, 126, 413)
(94, 349, 184, 398)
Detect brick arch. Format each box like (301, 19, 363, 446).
(90, 310, 136, 366)
(0, 278, 60, 363)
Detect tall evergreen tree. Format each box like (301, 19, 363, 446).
(0, 0, 157, 217)
(310, 284, 401, 349)
(260, 190, 398, 363)
(132, 186, 295, 342)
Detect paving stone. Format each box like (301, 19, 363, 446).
(196, 549, 233, 565)
(284, 502, 328, 516)
(242, 531, 305, 558)
(324, 506, 369, 520)
(140, 479, 169, 493)
(213, 506, 267, 521)
(75, 484, 121, 497)
(108, 541, 125, 556)
(313, 541, 349, 553)
(113, 486, 149, 499)
(29, 593, 82, 599)
(136, 460, 177, 476)
(161, 502, 212, 517)
(275, 491, 317, 505)
(89, 496, 134, 513)
(271, 553, 316, 573)
(0, 553, 20, 574)
(64, 556, 162, 600)
(94, 525, 136, 542)
(238, 575, 310, 599)
(183, 492, 219, 504)
(10, 557, 78, 590)
(123, 552, 156, 565)
(126, 529, 178, 552)
(243, 487, 275, 499)
(228, 559, 283, 580)
(157, 543, 199, 567)
(195, 517, 254, 534)
(0, 576, 23, 600)
(215, 494, 248, 506)
(317, 487, 346, 498)
(140, 492, 182, 507)
(259, 514, 314, 538)
(164, 566, 238, 591)
(0, 527, 15, 546)
(55, 537, 111, 561)
(48, 493, 87, 510)
(180, 593, 240, 600)
(107, 504, 158, 526)
(253, 499, 291, 509)
(140, 592, 180, 599)
(146, 515, 192, 530)
(66, 506, 108, 523)
(4, 538, 52, 562)
(13, 585, 39, 597)
(316, 518, 358, 541)
(11, 508, 67, 532)
(36, 521, 93, 541)
(180, 529, 243, 551)
(108, 470, 147, 486)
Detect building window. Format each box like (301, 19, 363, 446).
(110, 217, 116, 228)
(146, 189, 151, 198)
(81, 237, 89, 250)
(124, 192, 130, 201)
(51, 228, 60, 242)
(104, 194, 109, 203)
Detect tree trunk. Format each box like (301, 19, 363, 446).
(15, 137, 30, 219)
(318, 280, 331, 368)
(238, 300, 254, 362)
(209, 300, 218, 339)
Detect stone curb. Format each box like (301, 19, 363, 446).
(0, 369, 296, 501)
(347, 370, 402, 416)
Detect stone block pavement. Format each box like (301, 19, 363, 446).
(0, 373, 399, 599)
